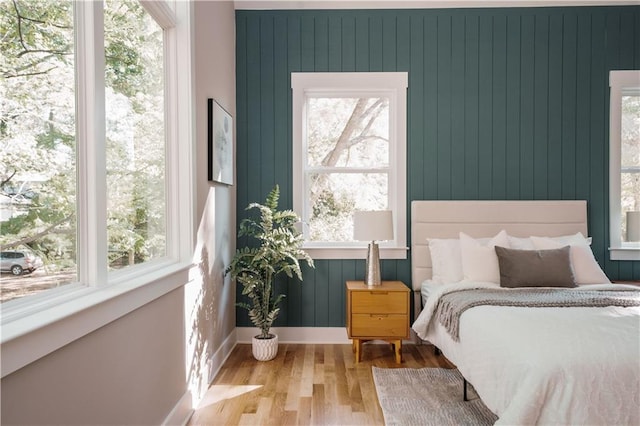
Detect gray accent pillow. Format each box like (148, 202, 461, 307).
(495, 245, 577, 288)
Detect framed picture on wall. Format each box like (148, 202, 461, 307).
(208, 98, 233, 185)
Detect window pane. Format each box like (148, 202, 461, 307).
(308, 173, 388, 242)
(620, 94, 640, 243)
(305, 96, 391, 243)
(621, 95, 640, 168)
(104, 0, 166, 269)
(0, 0, 77, 302)
(306, 97, 389, 168)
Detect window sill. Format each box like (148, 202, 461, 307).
(609, 246, 640, 261)
(1, 261, 193, 378)
(302, 246, 408, 260)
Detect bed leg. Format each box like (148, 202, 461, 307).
(463, 378, 468, 401)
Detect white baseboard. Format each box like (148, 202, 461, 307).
(235, 327, 417, 345)
(163, 330, 237, 426)
(236, 327, 351, 343)
(207, 329, 237, 384)
(162, 390, 193, 426)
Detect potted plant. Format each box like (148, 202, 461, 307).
(225, 185, 314, 361)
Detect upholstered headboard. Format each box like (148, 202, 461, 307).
(410, 200, 588, 291)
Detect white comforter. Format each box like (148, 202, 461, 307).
(412, 282, 640, 425)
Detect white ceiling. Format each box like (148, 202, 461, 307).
(234, 0, 639, 10)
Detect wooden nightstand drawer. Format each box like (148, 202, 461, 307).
(346, 281, 410, 364)
(351, 313, 408, 337)
(351, 290, 407, 314)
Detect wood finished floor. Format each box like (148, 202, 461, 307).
(188, 343, 454, 426)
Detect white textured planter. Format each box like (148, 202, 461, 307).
(252, 334, 278, 361)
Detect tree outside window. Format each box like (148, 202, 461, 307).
(0, 0, 167, 302)
(306, 96, 390, 243)
(609, 70, 640, 260)
(620, 94, 640, 242)
(292, 72, 407, 259)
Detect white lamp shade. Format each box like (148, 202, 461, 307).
(353, 210, 394, 241)
(627, 211, 640, 242)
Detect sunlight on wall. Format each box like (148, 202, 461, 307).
(184, 187, 232, 408)
(184, 256, 213, 408)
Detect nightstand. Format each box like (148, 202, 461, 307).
(346, 280, 410, 363)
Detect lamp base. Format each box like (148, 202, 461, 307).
(364, 241, 381, 286)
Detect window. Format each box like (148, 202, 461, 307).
(1, 0, 77, 302)
(0, 0, 187, 305)
(609, 70, 640, 260)
(1, 0, 193, 376)
(104, 0, 166, 270)
(291, 72, 408, 260)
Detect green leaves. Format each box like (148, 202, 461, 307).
(264, 184, 280, 210)
(226, 185, 314, 336)
(1, 0, 166, 273)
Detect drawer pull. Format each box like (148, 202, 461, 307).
(372, 314, 389, 318)
(370, 291, 388, 295)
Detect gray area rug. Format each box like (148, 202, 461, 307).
(372, 367, 498, 426)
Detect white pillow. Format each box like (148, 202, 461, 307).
(506, 233, 591, 250)
(460, 230, 510, 284)
(508, 235, 535, 250)
(530, 234, 610, 285)
(427, 238, 463, 284)
(542, 232, 592, 246)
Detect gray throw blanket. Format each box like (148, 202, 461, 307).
(437, 288, 640, 341)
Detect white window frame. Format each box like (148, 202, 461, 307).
(291, 72, 408, 260)
(0, 0, 195, 377)
(609, 70, 640, 261)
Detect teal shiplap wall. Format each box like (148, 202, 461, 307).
(235, 6, 640, 328)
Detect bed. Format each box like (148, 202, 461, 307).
(409, 200, 640, 425)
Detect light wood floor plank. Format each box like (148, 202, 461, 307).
(311, 383, 325, 425)
(301, 344, 315, 397)
(284, 344, 304, 411)
(297, 396, 312, 425)
(189, 343, 453, 426)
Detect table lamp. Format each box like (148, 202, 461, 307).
(627, 211, 640, 242)
(353, 210, 394, 286)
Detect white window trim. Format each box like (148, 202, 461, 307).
(76, 0, 108, 286)
(609, 70, 640, 261)
(0, 0, 195, 378)
(291, 72, 408, 260)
